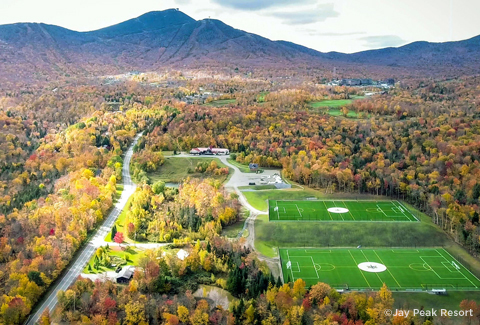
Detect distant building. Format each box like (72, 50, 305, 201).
(190, 147, 229, 155)
(249, 163, 259, 171)
(340, 78, 373, 86)
(116, 266, 134, 284)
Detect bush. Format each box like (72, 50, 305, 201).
(152, 181, 166, 194)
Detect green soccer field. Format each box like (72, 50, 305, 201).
(279, 248, 480, 290)
(268, 200, 418, 222)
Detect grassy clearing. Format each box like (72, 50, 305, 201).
(257, 92, 268, 103)
(393, 291, 480, 311)
(226, 158, 252, 173)
(308, 99, 353, 108)
(254, 214, 277, 258)
(83, 246, 147, 274)
(222, 209, 250, 238)
(149, 157, 229, 183)
(114, 184, 124, 203)
(205, 99, 236, 107)
(255, 213, 450, 249)
(323, 108, 359, 118)
(104, 195, 134, 243)
(239, 185, 277, 191)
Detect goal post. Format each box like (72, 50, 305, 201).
(451, 261, 460, 270)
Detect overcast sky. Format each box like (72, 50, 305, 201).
(2, 0, 479, 53)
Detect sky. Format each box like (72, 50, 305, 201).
(1, 0, 480, 53)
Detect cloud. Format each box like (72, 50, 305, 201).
(211, 0, 315, 11)
(304, 30, 366, 37)
(270, 3, 339, 25)
(360, 35, 407, 48)
(175, 0, 191, 4)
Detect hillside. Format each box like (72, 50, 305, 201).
(1, 9, 480, 83)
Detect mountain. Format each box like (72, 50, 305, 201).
(0, 9, 479, 83)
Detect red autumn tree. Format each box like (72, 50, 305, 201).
(113, 232, 124, 244)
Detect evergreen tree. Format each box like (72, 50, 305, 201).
(277, 276, 282, 287)
(111, 225, 117, 241)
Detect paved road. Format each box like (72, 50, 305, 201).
(26, 133, 142, 325)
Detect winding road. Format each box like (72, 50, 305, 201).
(27, 147, 275, 323)
(26, 133, 142, 325)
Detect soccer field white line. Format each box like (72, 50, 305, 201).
(373, 250, 402, 287)
(295, 204, 304, 218)
(360, 250, 383, 283)
(310, 257, 320, 278)
(391, 201, 411, 220)
(342, 200, 356, 220)
(347, 250, 371, 287)
(276, 201, 280, 220)
(323, 201, 334, 220)
(332, 201, 345, 220)
(436, 249, 479, 288)
(418, 256, 468, 281)
(396, 200, 419, 221)
(286, 250, 295, 282)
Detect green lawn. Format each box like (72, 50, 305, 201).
(222, 209, 249, 238)
(268, 199, 417, 222)
(258, 92, 268, 103)
(255, 212, 451, 250)
(205, 99, 236, 107)
(226, 158, 252, 173)
(104, 195, 133, 243)
(83, 246, 148, 274)
(308, 99, 353, 108)
(254, 214, 277, 258)
(149, 157, 229, 183)
(279, 248, 480, 290)
(114, 184, 124, 203)
(239, 185, 277, 191)
(393, 291, 480, 311)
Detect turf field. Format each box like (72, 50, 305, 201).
(280, 248, 480, 290)
(268, 200, 418, 222)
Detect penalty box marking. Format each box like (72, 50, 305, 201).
(419, 256, 469, 281)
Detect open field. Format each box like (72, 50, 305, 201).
(104, 195, 133, 243)
(393, 291, 480, 313)
(226, 158, 253, 173)
(309, 99, 354, 108)
(280, 248, 480, 290)
(83, 246, 147, 274)
(205, 99, 236, 107)
(149, 157, 230, 183)
(255, 215, 451, 258)
(268, 199, 418, 222)
(221, 209, 249, 238)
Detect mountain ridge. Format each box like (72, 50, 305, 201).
(1, 9, 480, 83)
